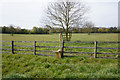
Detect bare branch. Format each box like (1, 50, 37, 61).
(42, 1, 89, 40)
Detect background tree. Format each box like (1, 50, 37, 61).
(1, 26, 8, 33)
(32, 26, 38, 34)
(84, 21, 94, 35)
(15, 27, 21, 34)
(1, 26, 120, 34)
(43, 0, 88, 41)
(9, 25, 15, 36)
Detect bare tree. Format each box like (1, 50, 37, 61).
(43, 0, 88, 41)
(84, 21, 94, 35)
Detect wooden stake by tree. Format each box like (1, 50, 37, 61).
(59, 33, 64, 58)
(94, 41, 97, 58)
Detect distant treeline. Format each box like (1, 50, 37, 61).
(0, 25, 120, 34)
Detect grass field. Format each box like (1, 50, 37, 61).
(1, 33, 119, 78)
(1, 33, 119, 41)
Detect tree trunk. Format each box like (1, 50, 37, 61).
(10, 33, 13, 36)
(88, 32, 90, 35)
(66, 23, 69, 41)
(66, 32, 68, 41)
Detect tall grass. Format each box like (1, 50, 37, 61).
(2, 54, 118, 78)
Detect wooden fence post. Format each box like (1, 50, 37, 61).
(60, 33, 64, 58)
(34, 41, 36, 55)
(94, 41, 97, 58)
(61, 41, 64, 58)
(12, 41, 14, 54)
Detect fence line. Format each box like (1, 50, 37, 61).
(97, 47, 118, 50)
(64, 51, 94, 54)
(64, 46, 94, 49)
(1, 40, 120, 59)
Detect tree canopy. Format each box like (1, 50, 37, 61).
(43, 0, 88, 41)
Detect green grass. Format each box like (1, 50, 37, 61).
(1, 33, 119, 78)
(1, 33, 119, 41)
(2, 54, 118, 78)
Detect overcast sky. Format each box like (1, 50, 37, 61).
(0, 0, 119, 29)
